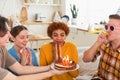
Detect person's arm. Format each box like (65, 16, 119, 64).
(3, 69, 67, 80)
(82, 41, 101, 62)
(8, 62, 50, 75)
(82, 33, 107, 62)
(4, 62, 68, 80)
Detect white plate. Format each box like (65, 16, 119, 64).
(51, 63, 80, 71)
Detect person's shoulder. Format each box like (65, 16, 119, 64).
(65, 42, 77, 48)
(41, 42, 52, 48)
(0, 46, 7, 53)
(8, 46, 14, 54)
(29, 48, 34, 51)
(8, 47, 13, 51)
(0, 46, 11, 57)
(0, 46, 6, 50)
(29, 48, 35, 53)
(65, 42, 76, 46)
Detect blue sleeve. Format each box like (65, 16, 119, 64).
(8, 46, 20, 62)
(30, 49, 39, 66)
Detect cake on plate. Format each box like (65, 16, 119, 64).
(54, 43, 77, 70)
(54, 59, 76, 70)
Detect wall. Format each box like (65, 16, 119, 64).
(0, 0, 22, 17)
(64, 0, 120, 24)
(0, 0, 61, 21)
(0, 0, 98, 49)
(67, 29, 98, 47)
(25, 27, 98, 50)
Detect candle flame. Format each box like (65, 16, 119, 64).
(62, 55, 72, 65)
(62, 55, 69, 61)
(66, 55, 69, 61)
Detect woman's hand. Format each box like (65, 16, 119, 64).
(20, 48, 32, 66)
(54, 43, 63, 62)
(26, 48, 32, 65)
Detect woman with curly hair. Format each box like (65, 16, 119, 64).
(40, 22, 79, 80)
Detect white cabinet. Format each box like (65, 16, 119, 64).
(24, 0, 61, 6)
(22, 0, 62, 23)
(24, 3, 60, 6)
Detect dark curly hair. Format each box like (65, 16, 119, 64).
(47, 22, 70, 38)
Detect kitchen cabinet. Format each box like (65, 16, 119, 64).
(20, 0, 63, 50)
(21, 21, 52, 25)
(24, 0, 61, 6)
(24, 3, 61, 7)
(22, 0, 62, 24)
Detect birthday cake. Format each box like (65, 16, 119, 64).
(54, 59, 76, 70)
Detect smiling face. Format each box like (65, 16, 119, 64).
(13, 30, 29, 49)
(52, 29, 66, 45)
